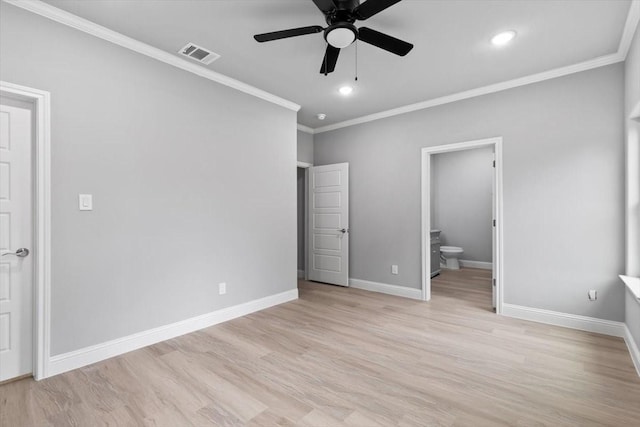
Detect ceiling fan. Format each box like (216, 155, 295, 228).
(253, 0, 413, 75)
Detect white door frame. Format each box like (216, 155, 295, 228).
(297, 161, 312, 279)
(1, 81, 51, 380)
(421, 137, 504, 314)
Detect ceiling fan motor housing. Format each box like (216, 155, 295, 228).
(324, 22, 358, 48)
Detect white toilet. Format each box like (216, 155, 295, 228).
(440, 246, 464, 270)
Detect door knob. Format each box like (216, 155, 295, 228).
(2, 248, 30, 258)
(338, 228, 348, 234)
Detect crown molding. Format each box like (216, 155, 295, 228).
(6, 0, 635, 131)
(620, 0, 640, 59)
(313, 53, 622, 134)
(296, 124, 315, 134)
(309, 1, 639, 134)
(3, 0, 300, 112)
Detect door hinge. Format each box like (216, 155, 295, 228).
(493, 219, 496, 226)
(492, 160, 495, 167)
(492, 278, 496, 287)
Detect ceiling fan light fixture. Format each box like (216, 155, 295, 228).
(491, 30, 517, 46)
(325, 24, 357, 49)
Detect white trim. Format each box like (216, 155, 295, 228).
(303, 168, 309, 280)
(0, 81, 52, 381)
(313, 54, 621, 134)
(296, 161, 313, 168)
(4, 0, 300, 113)
(47, 289, 298, 378)
(459, 260, 492, 270)
(623, 324, 640, 377)
(305, 1, 640, 134)
(421, 137, 504, 314)
(620, 275, 640, 300)
(297, 269, 305, 279)
(620, 0, 640, 59)
(297, 124, 315, 134)
(502, 303, 626, 337)
(349, 278, 422, 300)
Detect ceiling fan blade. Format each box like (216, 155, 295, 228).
(254, 26, 323, 42)
(320, 45, 340, 74)
(354, 0, 402, 20)
(312, 0, 338, 13)
(357, 27, 413, 56)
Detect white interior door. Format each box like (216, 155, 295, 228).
(307, 163, 349, 286)
(0, 98, 33, 382)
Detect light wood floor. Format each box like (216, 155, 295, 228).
(2, 268, 639, 426)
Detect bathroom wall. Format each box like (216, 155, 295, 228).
(314, 64, 625, 322)
(431, 146, 493, 263)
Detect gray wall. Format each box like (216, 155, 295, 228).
(0, 3, 297, 356)
(625, 24, 640, 346)
(296, 131, 313, 272)
(297, 130, 314, 164)
(315, 64, 625, 322)
(431, 147, 493, 263)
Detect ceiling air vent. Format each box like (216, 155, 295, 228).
(179, 43, 220, 65)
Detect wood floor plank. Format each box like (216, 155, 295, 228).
(1, 268, 639, 426)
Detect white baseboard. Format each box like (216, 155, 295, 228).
(47, 289, 298, 378)
(624, 324, 640, 377)
(502, 303, 625, 337)
(297, 269, 305, 279)
(349, 278, 422, 300)
(459, 260, 493, 270)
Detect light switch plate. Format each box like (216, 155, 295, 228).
(79, 194, 93, 211)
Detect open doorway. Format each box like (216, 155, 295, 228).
(296, 162, 312, 279)
(430, 146, 494, 311)
(421, 137, 504, 314)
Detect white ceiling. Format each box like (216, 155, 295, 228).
(42, 0, 632, 128)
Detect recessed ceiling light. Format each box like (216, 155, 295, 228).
(339, 86, 353, 96)
(491, 30, 517, 46)
(317, 113, 327, 120)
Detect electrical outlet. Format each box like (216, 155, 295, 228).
(391, 265, 398, 275)
(588, 290, 597, 301)
(219, 282, 227, 295)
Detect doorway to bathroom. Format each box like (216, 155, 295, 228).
(421, 137, 504, 314)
